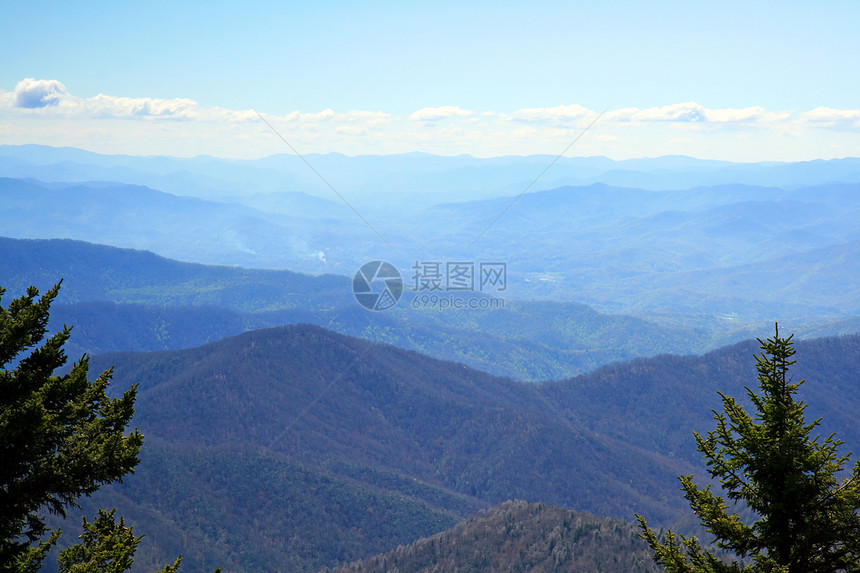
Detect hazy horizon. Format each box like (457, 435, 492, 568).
(2, 2, 859, 161)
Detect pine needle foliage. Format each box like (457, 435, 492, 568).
(637, 325, 860, 572)
(0, 282, 143, 569)
(57, 509, 182, 573)
(0, 283, 202, 572)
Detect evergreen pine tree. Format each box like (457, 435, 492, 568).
(57, 509, 181, 573)
(637, 325, 860, 572)
(0, 283, 198, 572)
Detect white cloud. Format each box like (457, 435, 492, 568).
(609, 102, 706, 122)
(1, 78, 256, 122)
(273, 109, 390, 126)
(500, 102, 784, 128)
(2, 79, 860, 160)
(409, 106, 473, 122)
(644, 102, 707, 122)
(800, 107, 860, 129)
(308, 109, 336, 122)
(82, 94, 200, 119)
(339, 110, 392, 126)
(705, 106, 790, 123)
(506, 104, 594, 125)
(335, 125, 367, 136)
(2, 80, 206, 120)
(208, 107, 260, 122)
(11, 78, 68, 108)
(606, 103, 793, 126)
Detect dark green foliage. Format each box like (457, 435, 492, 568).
(637, 327, 860, 572)
(0, 283, 197, 573)
(327, 500, 659, 573)
(57, 509, 181, 573)
(0, 283, 143, 570)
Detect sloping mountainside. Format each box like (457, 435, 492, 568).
(541, 332, 860, 469)
(45, 324, 860, 571)
(58, 324, 697, 571)
(0, 236, 706, 380)
(326, 500, 658, 573)
(90, 325, 694, 520)
(0, 235, 351, 310)
(47, 440, 473, 573)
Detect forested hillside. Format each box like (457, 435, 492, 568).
(38, 324, 860, 571)
(3, 148, 859, 571)
(541, 332, 860, 467)
(327, 500, 658, 573)
(6, 4, 860, 570)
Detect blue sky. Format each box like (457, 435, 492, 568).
(2, 1, 859, 160)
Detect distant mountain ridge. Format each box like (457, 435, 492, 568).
(0, 176, 360, 268)
(4, 144, 860, 197)
(44, 323, 860, 571)
(67, 322, 695, 570)
(6, 143, 859, 570)
(0, 236, 706, 381)
(2, 164, 859, 334)
(326, 500, 658, 573)
(91, 323, 694, 524)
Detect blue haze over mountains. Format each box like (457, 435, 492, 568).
(0, 236, 702, 382)
(4, 144, 860, 571)
(1, 144, 859, 350)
